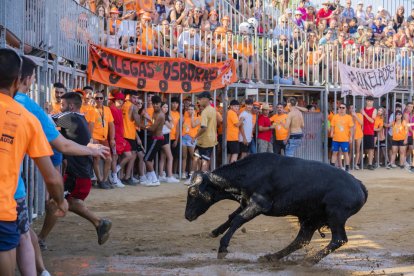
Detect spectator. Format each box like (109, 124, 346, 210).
(341, 0, 355, 23)
(238, 98, 254, 159)
(293, 10, 305, 30)
(204, 9, 220, 32)
(158, 102, 180, 183)
(235, 35, 255, 85)
(285, 97, 304, 157)
(354, 25, 366, 41)
(187, 7, 205, 29)
(177, 25, 204, 61)
(227, 100, 242, 163)
(365, 4, 375, 26)
(389, 110, 408, 168)
(155, 0, 167, 23)
(407, 8, 414, 23)
(181, 104, 200, 178)
(48, 82, 67, 114)
(108, 7, 122, 48)
(371, 18, 385, 41)
(158, 20, 176, 56)
(355, 1, 366, 25)
(257, 103, 274, 153)
(394, 28, 408, 48)
(192, 91, 217, 172)
(376, 6, 391, 22)
(272, 16, 292, 41)
(348, 18, 358, 35)
(92, 91, 115, 189)
(304, 5, 316, 24)
(330, 103, 354, 171)
(316, 2, 333, 26)
(361, 96, 377, 170)
(169, 97, 181, 176)
(319, 28, 334, 45)
(297, 0, 307, 20)
(270, 103, 289, 154)
(393, 6, 405, 32)
(284, 8, 293, 24)
(136, 13, 162, 56)
(167, 0, 187, 26)
(221, 15, 230, 31)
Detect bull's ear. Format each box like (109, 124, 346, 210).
(189, 186, 198, 197)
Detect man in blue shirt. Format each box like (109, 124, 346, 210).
(14, 56, 110, 276)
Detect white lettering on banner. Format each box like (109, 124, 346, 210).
(338, 62, 398, 98)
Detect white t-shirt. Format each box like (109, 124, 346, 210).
(239, 110, 253, 143)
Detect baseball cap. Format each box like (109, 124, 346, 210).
(245, 98, 253, 105)
(109, 92, 125, 101)
(230, 99, 240, 106)
(366, 96, 374, 101)
(294, 10, 302, 15)
(357, 25, 364, 30)
(197, 91, 211, 99)
(285, 8, 292, 14)
(262, 103, 270, 110)
(357, 1, 363, 5)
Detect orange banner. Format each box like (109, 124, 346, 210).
(87, 44, 237, 93)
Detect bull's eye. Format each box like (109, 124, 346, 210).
(189, 186, 199, 197)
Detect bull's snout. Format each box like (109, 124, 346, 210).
(185, 211, 197, 222)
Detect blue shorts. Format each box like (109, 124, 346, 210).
(182, 135, 196, 147)
(0, 221, 20, 251)
(51, 148, 63, 167)
(332, 141, 349, 153)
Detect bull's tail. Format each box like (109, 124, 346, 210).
(359, 181, 368, 203)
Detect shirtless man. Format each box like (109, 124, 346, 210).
(143, 95, 165, 186)
(285, 97, 305, 157)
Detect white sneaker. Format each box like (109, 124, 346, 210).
(256, 80, 264, 85)
(159, 172, 167, 182)
(313, 81, 320, 86)
(40, 271, 51, 276)
(166, 176, 180, 183)
(113, 176, 125, 188)
(131, 176, 140, 184)
(144, 181, 160, 186)
(173, 174, 179, 179)
(139, 176, 150, 185)
(184, 178, 191, 185)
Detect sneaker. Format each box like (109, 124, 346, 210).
(40, 270, 51, 276)
(112, 176, 125, 188)
(142, 180, 160, 187)
(354, 164, 360, 170)
(38, 239, 47, 251)
(248, 79, 255, 85)
(256, 80, 265, 85)
(96, 219, 112, 245)
(159, 172, 167, 182)
(367, 164, 375, 170)
(139, 176, 150, 185)
(98, 181, 111, 190)
(180, 173, 188, 180)
(410, 167, 414, 173)
(131, 176, 140, 184)
(122, 178, 137, 186)
(184, 178, 192, 185)
(166, 176, 180, 183)
(390, 163, 397, 168)
(313, 81, 320, 86)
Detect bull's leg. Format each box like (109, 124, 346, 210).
(303, 223, 348, 265)
(261, 221, 317, 262)
(210, 206, 243, 238)
(217, 202, 263, 259)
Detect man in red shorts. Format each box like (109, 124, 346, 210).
(108, 91, 134, 187)
(41, 92, 112, 246)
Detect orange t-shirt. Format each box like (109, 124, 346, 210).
(331, 114, 354, 142)
(216, 107, 223, 135)
(0, 93, 53, 221)
(137, 26, 155, 52)
(145, 106, 154, 126)
(122, 101, 137, 140)
(92, 106, 114, 141)
(80, 104, 96, 123)
(374, 116, 384, 129)
(270, 114, 289, 140)
(227, 109, 239, 141)
(182, 113, 199, 138)
(236, 41, 253, 57)
(354, 113, 363, 140)
(170, 110, 180, 140)
(392, 121, 407, 141)
(109, 19, 121, 35)
(50, 102, 61, 115)
(89, 0, 96, 12)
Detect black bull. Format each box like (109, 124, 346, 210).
(185, 153, 368, 264)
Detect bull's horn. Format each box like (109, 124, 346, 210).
(206, 172, 230, 188)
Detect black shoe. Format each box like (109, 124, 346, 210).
(98, 181, 111, 189)
(367, 165, 375, 170)
(96, 219, 112, 245)
(122, 178, 137, 186)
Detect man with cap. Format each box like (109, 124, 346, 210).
(257, 103, 275, 153)
(361, 95, 377, 170)
(293, 10, 305, 30)
(192, 91, 217, 172)
(316, 2, 333, 26)
(239, 98, 254, 159)
(227, 100, 243, 163)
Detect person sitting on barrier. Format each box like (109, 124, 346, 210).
(167, 0, 187, 26)
(107, 7, 122, 48)
(158, 20, 177, 57)
(136, 12, 168, 56)
(187, 7, 205, 30)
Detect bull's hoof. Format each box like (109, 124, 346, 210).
(258, 253, 281, 262)
(301, 257, 319, 266)
(209, 231, 219, 238)
(217, 248, 228, 259)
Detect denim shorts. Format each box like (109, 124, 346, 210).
(182, 134, 196, 147)
(285, 134, 303, 157)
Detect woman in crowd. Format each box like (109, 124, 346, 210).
(187, 7, 205, 29)
(389, 111, 408, 168)
(204, 9, 220, 32)
(158, 103, 180, 183)
(181, 104, 200, 179)
(393, 6, 405, 32)
(167, 0, 187, 26)
(350, 105, 363, 170)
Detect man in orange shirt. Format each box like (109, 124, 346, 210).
(92, 91, 115, 189)
(270, 103, 289, 155)
(0, 49, 67, 276)
(170, 97, 181, 175)
(47, 82, 67, 115)
(227, 100, 243, 163)
(331, 104, 354, 171)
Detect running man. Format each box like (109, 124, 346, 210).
(0, 49, 67, 276)
(285, 97, 305, 157)
(40, 92, 112, 247)
(144, 95, 165, 186)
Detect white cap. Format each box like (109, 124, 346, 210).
(285, 8, 292, 14)
(378, 6, 384, 11)
(357, 1, 363, 5)
(294, 10, 302, 15)
(357, 25, 364, 30)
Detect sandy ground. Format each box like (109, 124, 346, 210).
(33, 167, 414, 276)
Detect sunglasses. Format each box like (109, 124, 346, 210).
(281, 39, 287, 41)
(339, 106, 346, 109)
(95, 97, 104, 100)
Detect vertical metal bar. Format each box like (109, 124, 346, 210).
(222, 87, 228, 165)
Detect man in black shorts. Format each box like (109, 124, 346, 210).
(38, 93, 112, 246)
(193, 91, 218, 172)
(144, 95, 165, 186)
